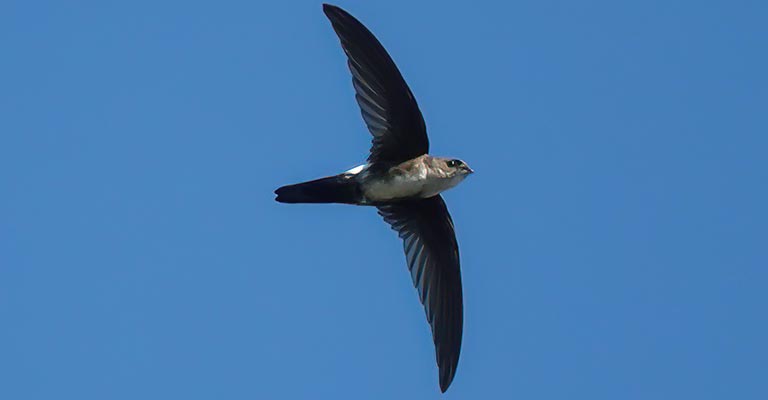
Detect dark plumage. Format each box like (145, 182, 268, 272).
(378, 195, 463, 391)
(323, 4, 428, 169)
(275, 174, 361, 204)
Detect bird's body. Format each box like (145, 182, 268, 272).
(275, 4, 472, 392)
(362, 155, 472, 201)
(277, 155, 472, 205)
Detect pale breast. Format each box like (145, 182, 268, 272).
(418, 175, 465, 198)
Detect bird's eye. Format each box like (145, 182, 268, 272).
(447, 159, 462, 168)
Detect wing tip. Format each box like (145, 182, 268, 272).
(322, 3, 343, 18)
(438, 340, 460, 392)
(439, 365, 457, 392)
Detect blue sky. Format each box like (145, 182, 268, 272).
(2, 0, 767, 398)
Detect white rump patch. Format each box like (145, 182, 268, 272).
(345, 164, 366, 175)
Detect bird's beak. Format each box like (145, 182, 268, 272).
(464, 166, 474, 174)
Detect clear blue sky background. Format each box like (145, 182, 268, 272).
(2, 0, 766, 398)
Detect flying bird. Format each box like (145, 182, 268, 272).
(275, 4, 472, 392)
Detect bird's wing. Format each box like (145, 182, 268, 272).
(377, 195, 463, 392)
(323, 4, 429, 166)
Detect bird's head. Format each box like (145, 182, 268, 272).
(444, 158, 474, 178)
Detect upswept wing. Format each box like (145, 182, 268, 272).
(323, 4, 429, 166)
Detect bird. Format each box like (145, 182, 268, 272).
(275, 4, 472, 392)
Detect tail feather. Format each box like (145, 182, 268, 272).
(275, 174, 362, 204)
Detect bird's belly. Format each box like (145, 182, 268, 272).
(363, 175, 461, 202)
(364, 176, 425, 201)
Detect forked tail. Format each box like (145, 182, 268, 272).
(275, 174, 362, 204)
